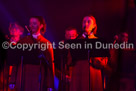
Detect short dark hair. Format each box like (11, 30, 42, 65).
(30, 16, 46, 35)
(65, 27, 77, 33)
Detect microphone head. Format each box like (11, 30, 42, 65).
(25, 25, 30, 32)
(25, 25, 31, 35)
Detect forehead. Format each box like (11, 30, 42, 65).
(83, 16, 92, 21)
(29, 18, 40, 23)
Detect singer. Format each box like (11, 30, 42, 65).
(9, 16, 54, 91)
(70, 15, 109, 91)
(4, 22, 24, 90)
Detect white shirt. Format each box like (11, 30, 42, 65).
(32, 33, 41, 39)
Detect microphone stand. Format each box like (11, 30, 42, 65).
(86, 35, 91, 91)
(84, 31, 94, 91)
(77, 32, 92, 91)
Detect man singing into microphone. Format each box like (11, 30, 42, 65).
(10, 16, 54, 91)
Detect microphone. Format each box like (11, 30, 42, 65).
(113, 35, 118, 44)
(76, 26, 87, 39)
(76, 26, 96, 39)
(82, 27, 96, 39)
(25, 25, 31, 35)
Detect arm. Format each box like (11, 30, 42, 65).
(45, 42, 54, 89)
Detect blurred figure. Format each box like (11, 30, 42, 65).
(54, 27, 78, 91)
(0, 22, 24, 91)
(64, 27, 78, 91)
(65, 27, 78, 40)
(118, 32, 135, 91)
(65, 27, 78, 77)
(119, 32, 128, 43)
(114, 32, 128, 43)
(9, 22, 24, 43)
(8, 22, 24, 90)
(108, 32, 135, 91)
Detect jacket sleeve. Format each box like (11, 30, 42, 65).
(44, 41, 54, 89)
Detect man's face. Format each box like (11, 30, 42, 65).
(82, 16, 95, 34)
(29, 18, 41, 34)
(65, 29, 78, 40)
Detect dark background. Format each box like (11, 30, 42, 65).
(0, 0, 136, 44)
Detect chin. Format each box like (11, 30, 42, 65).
(85, 30, 90, 33)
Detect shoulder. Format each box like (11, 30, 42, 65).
(38, 35, 52, 44)
(89, 35, 98, 39)
(93, 36, 98, 39)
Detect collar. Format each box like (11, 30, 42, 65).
(82, 32, 94, 39)
(32, 33, 41, 39)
